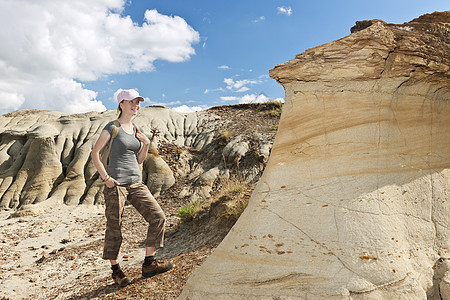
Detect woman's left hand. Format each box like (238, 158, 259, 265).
(136, 130, 150, 145)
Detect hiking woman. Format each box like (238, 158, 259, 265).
(91, 89, 173, 286)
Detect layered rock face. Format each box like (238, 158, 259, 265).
(0, 105, 277, 210)
(180, 12, 450, 299)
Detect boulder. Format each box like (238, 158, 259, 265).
(143, 149, 175, 198)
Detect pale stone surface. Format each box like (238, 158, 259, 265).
(180, 12, 450, 299)
(143, 151, 176, 198)
(222, 137, 249, 164)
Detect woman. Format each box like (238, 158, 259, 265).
(91, 89, 173, 286)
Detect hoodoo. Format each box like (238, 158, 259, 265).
(180, 12, 450, 299)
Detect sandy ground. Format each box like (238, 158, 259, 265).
(0, 199, 224, 300)
(0, 204, 111, 299)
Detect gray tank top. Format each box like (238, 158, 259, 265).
(103, 121, 142, 185)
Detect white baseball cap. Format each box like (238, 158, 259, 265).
(116, 89, 144, 103)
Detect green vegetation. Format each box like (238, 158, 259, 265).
(177, 200, 202, 221)
(270, 100, 283, 117)
(270, 110, 280, 117)
(271, 125, 279, 131)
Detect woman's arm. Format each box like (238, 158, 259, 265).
(91, 130, 119, 187)
(136, 130, 150, 164)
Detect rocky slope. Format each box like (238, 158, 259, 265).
(180, 11, 450, 299)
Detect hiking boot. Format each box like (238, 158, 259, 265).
(112, 268, 130, 286)
(142, 259, 174, 278)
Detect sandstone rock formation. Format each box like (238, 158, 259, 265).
(180, 12, 450, 299)
(0, 104, 279, 212)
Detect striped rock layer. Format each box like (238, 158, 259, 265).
(180, 12, 450, 299)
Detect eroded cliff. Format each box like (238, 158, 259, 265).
(180, 11, 450, 299)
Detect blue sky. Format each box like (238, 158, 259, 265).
(0, 0, 448, 114)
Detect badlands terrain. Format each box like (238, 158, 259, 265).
(0, 103, 281, 299)
(1, 10, 449, 300)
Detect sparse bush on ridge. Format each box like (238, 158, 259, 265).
(269, 100, 283, 109)
(253, 100, 283, 113)
(269, 100, 283, 117)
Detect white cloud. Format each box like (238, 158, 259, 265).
(224, 77, 263, 92)
(277, 6, 292, 16)
(236, 87, 250, 92)
(218, 65, 230, 70)
(206, 74, 269, 100)
(51, 78, 106, 113)
(252, 16, 265, 23)
(238, 94, 269, 104)
(172, 104, 209, 113)
(224, 78, 235, 88)
(221, 93, 284, 104)
(220, 96, 238, 101)
(204, 88, 224, 94)
(0, 0, 199, 114)
(0, 91, 25, 113)
(201, 36, 208, 49)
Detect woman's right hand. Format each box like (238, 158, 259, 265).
(105, 177, 119, 188)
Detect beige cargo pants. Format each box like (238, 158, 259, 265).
(102, 182, 166, 260)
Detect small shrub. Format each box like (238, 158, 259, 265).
(225, 182, 245, 195)
(219, 130, 232, 140)
(216, 177, 252, 217)
(177, 200, 202, 221)
(271, 100, 283, 108)
(271, 125, 279, 131)
(270, 110, 280, 117)
(255, 100, 283, 113)
(228, 194, 250, 218)
(217, 130, 233, 145)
